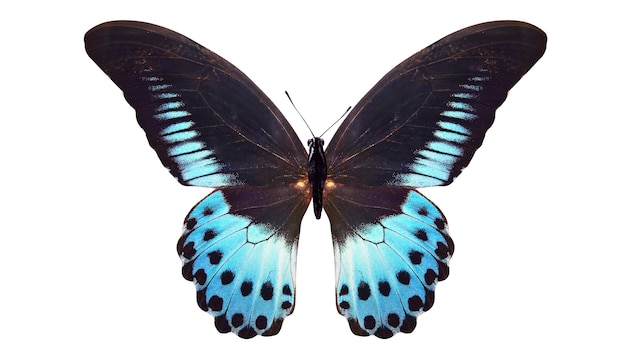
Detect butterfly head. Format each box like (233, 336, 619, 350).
(307, 137, 324, 149)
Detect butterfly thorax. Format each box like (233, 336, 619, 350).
(307, 137, 327, 219)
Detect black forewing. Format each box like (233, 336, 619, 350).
(325, 21, 546, 188)
(85, 21, 308, 188)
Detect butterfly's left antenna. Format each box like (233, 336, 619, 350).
(285, 91, 351, 138)
(320, 106, 351, 139)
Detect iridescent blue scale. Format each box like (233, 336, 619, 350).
(178, 190, 298, 337)
(333, 190, 451, 337)
(85, 20, 546, 338)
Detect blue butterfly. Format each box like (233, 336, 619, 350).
(85, 20, 546, 338)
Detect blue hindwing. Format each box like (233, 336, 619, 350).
(331, 190, 453, 338)
(178, 189, 300, 338)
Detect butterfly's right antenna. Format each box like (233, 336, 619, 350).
(285, 91, 315, 137)
(285, 91, 351, 138)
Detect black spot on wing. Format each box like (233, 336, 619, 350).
(424, 269, 437, 285)
(208, 250, 222, 264)
(255, 315, 268, 329)
(180, 242, 196, 260)
(215, 314, 231, 333)
(397, 270, 411, 285)
(434, 218, 446, 230)
(204, 229, 217, 241)
(185, 218, 197, 231)
(220, 270, 234, 285)
(374, 326, 393, 339)
(207, 295, 223, 311)
(196, 288, 208, 311)
(231, 313, 244, 328)
(260, 281, 273, 301)
(435, 242, 451, 259)
(387, 313, 400, 328)
(364, 315, 376, 329)
(409, 250, 423, 265)
(339, 284, 349, 295)
(408, 295, 423, 312)
(181, 262, 193, 281)
(424, 289, 435, 311)
(415, 229, 428, 241)
(400, 315, 417, 333)
(194, 269, 207, 285)
(241, 281, 253, 296)
(378, 281, 391, 296)
(238, 326, 257, 339)
(282, 285, 292, 296)
(438, 261, 450, 280)
(358, 282, 371, 300)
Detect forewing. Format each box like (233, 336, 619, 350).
(325, 21, 546, 187)
(85, 21, 308, 187)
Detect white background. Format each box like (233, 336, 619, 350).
(2, 1, 624, 350)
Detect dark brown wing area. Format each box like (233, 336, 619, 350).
(325, 21, 546, 188)
(85, 21, 308, 188)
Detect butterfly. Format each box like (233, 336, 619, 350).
(85, 20, 546, 338)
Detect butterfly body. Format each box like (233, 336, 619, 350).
(85, 20, 546, 338)
(308, 137, 327, 219)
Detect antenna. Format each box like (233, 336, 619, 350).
(285, 91, 315, 137)
(285, 91, 351, 138)
(320, 106, 351, 138)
